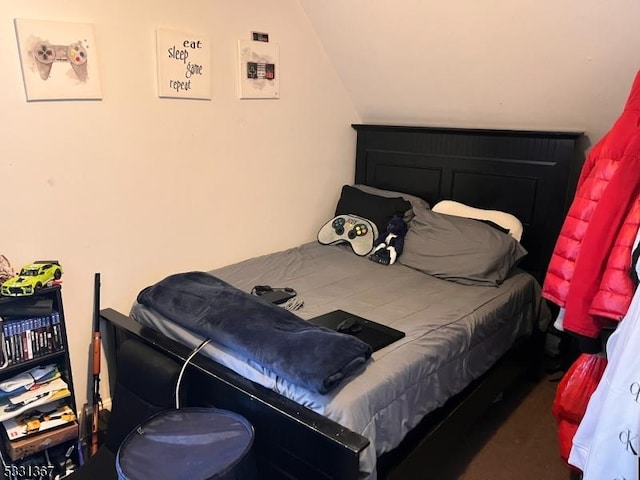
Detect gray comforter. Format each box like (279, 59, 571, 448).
(131, 242, 550, 479)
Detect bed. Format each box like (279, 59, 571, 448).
(101, 124, 584, 480)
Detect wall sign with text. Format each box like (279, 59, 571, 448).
(156, 28, 211, 100)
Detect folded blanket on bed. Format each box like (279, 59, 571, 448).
(137, 271, 372, 394)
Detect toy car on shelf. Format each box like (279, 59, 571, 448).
(0, 261, 63, 297)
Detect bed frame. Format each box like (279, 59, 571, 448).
(101, 124, 584, 479)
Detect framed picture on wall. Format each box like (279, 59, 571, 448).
(237, 40, 279, 99)
(14, 18, 103, 101)
(156, 28, 211, 100)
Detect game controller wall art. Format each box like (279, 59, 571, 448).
(237, 39, 279, 99)
(14, 19, 102, 101)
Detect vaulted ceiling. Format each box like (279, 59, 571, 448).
(299, 0, 640, 142)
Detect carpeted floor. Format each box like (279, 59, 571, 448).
(427, 371, 574, 480)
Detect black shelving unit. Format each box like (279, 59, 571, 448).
(0, 286, 79, 477)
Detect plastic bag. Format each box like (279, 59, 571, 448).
(552, 353, 607, 462)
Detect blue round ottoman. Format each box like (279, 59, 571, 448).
(116, 407, 255, 480)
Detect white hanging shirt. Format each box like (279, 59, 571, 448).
(569, 229, 640, 479)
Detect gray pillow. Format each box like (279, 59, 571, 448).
(399, 209, 527, 286)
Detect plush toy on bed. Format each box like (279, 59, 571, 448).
(369, 215, 408, 266)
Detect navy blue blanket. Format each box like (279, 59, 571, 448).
(137, 272, 372, 394)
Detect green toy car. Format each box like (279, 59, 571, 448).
(0, 261, 63, 296)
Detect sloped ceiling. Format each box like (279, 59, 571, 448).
(299, 0, 640, 142)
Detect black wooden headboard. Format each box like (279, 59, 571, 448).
(352, 124, 584, 282)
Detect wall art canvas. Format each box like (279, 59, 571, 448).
(156, 28, 211, 100)
(237, 40, 279, 99)
(14, 18, 102, 101)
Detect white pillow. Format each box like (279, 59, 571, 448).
(431, 200, 523, 242)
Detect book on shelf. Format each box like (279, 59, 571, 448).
(0, 364, 60, 401)
(2, 399, 75, 440)
(0, 377, 70, 423)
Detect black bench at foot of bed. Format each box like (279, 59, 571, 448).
(101, 307, 543, 480)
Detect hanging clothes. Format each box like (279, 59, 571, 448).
(590, 195, 640, 319)
(561, 143, 640, 338)
(552, 353, 608, 464)
(542, 70, 640, 339)
(568, 230, 640, 478)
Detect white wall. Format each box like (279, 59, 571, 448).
(300, 0, 640, 143)
(0, 1, 359, 410)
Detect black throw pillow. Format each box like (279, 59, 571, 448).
(335, 185, 412, 235)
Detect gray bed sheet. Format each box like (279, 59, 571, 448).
(130, 242, 550, 479)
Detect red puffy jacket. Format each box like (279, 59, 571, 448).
(589, 196, 640, 319)
(542, 71, 640, 338)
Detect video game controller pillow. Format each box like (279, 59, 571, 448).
(318, 215, 377, 256)
(335, 185, 412, 236)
